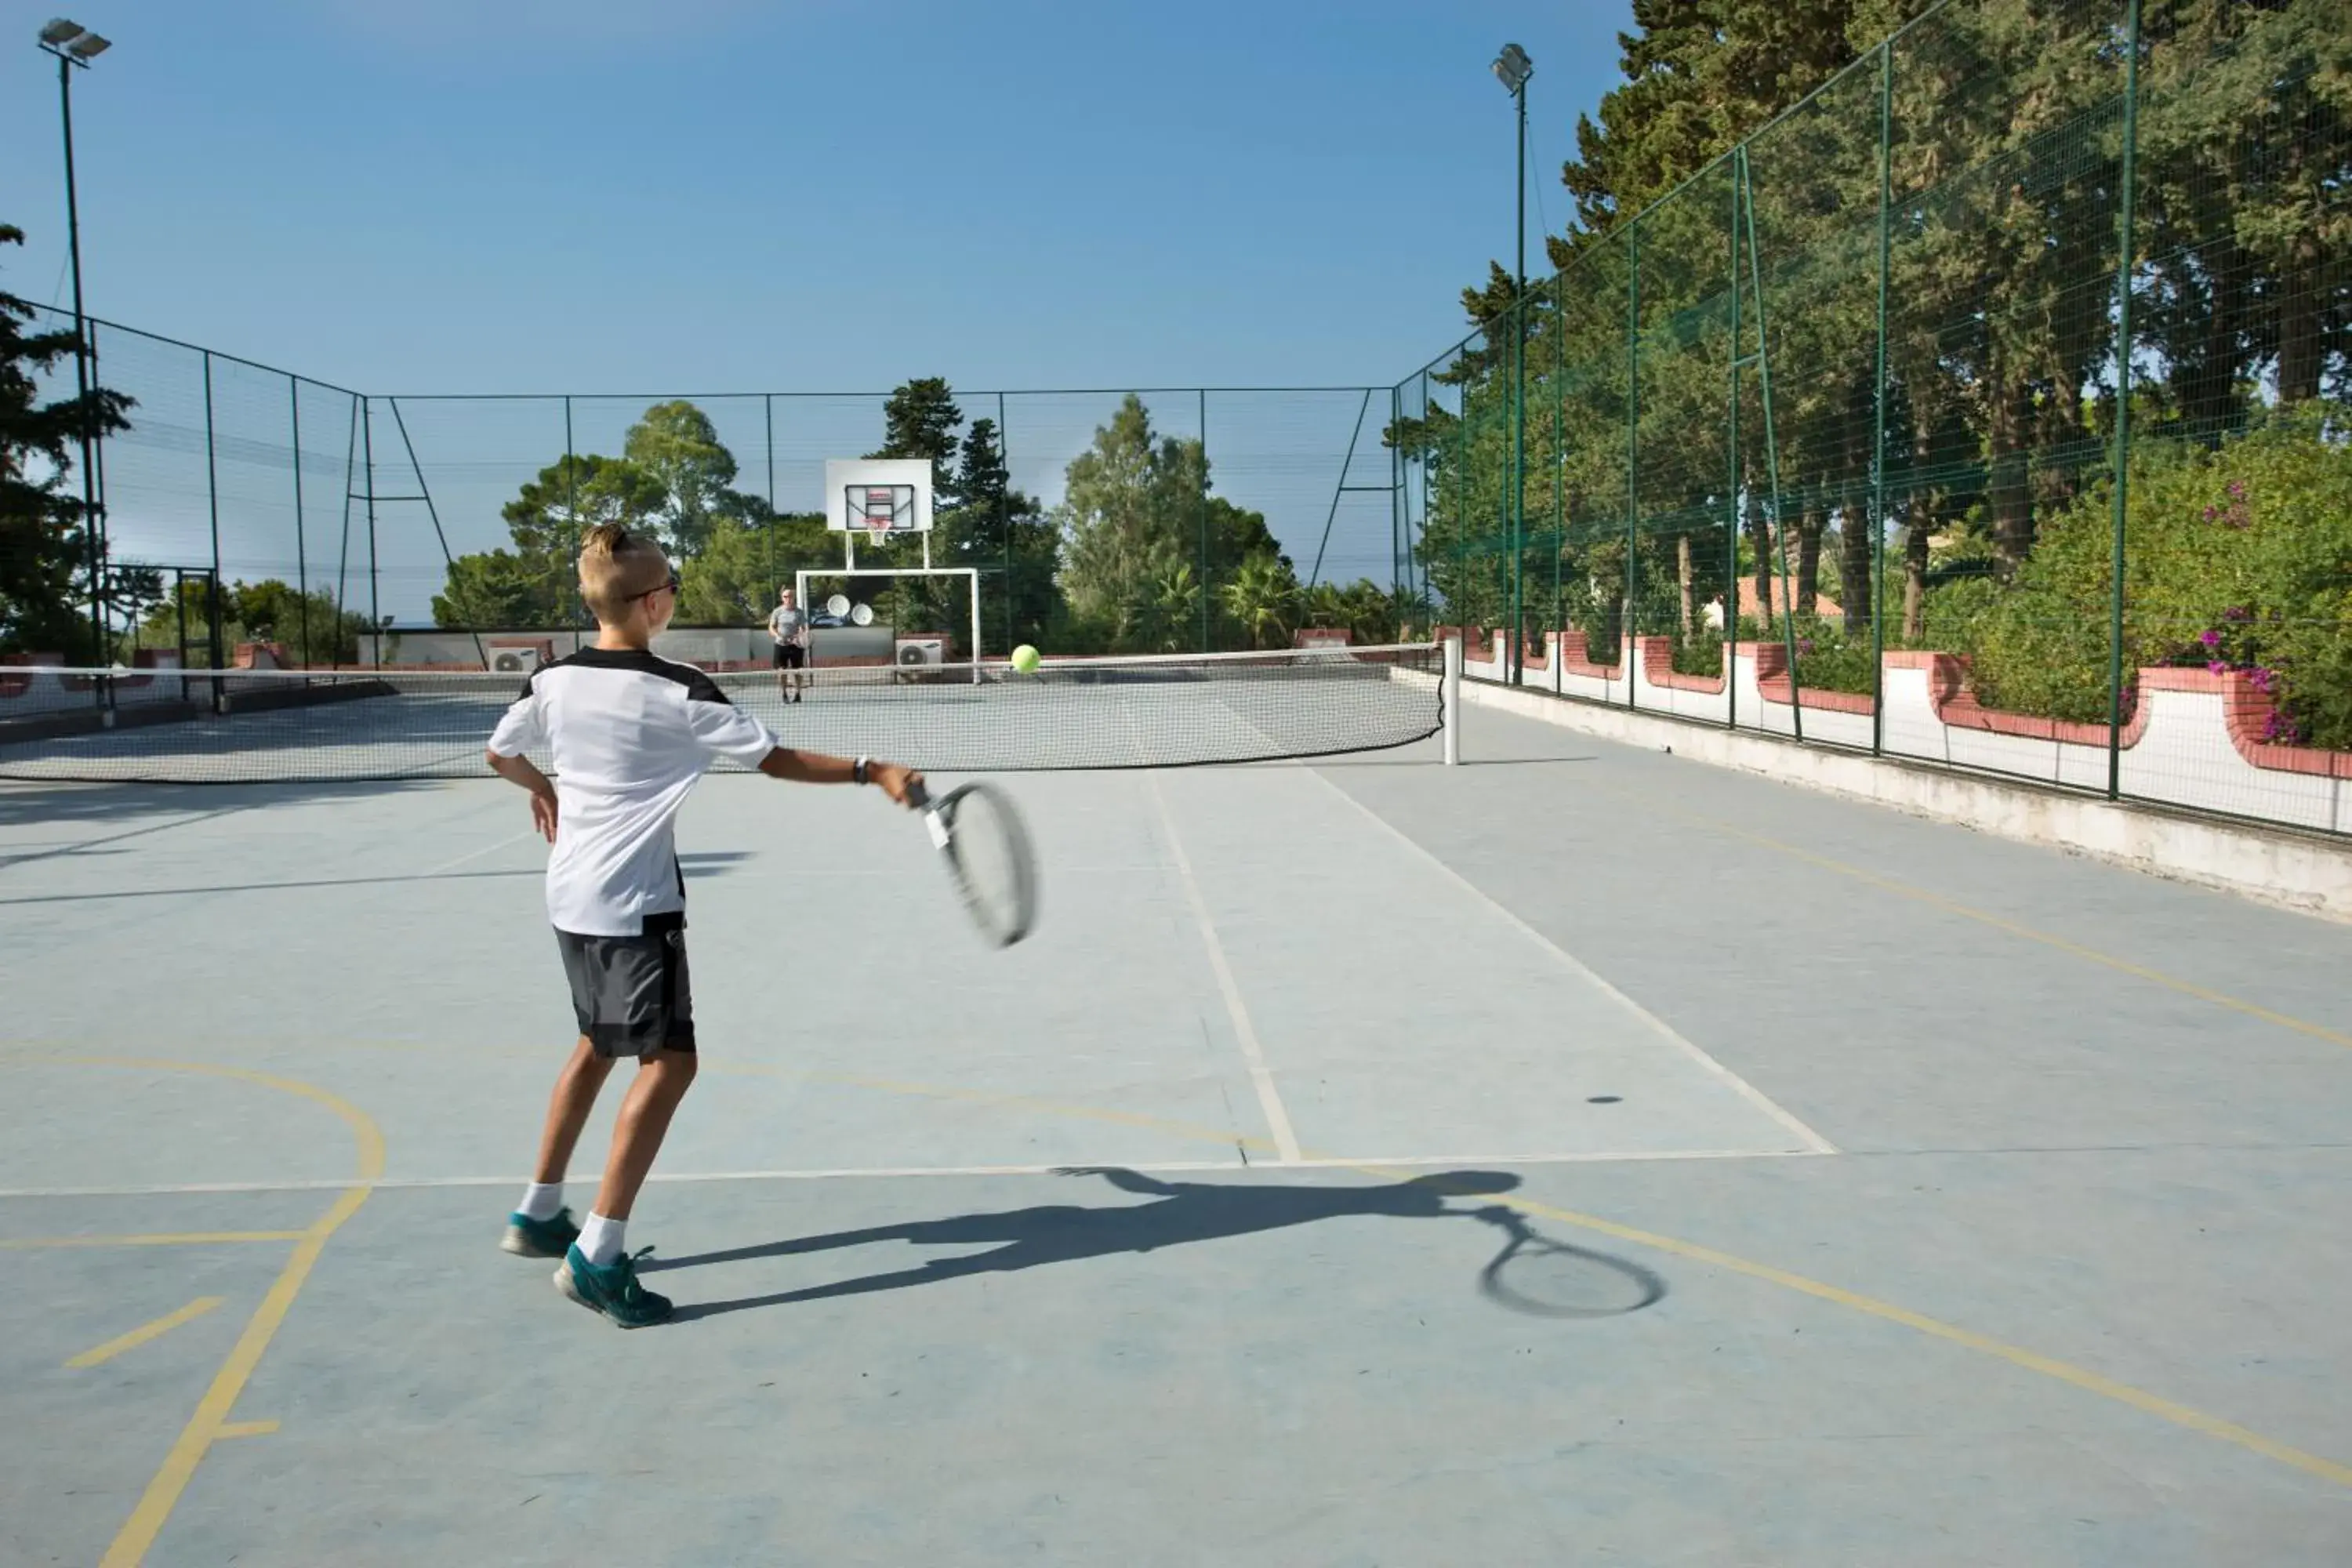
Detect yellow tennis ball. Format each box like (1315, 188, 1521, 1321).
(1011, 644, 1041, 673)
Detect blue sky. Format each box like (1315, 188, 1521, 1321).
(5, 2, 1639, 614)
(4, 0, 1635, 395)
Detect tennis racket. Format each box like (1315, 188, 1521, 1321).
(905, 779, 1037, 947)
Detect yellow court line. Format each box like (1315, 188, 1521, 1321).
(733, 1057, 2352, 1490)
(67, 1298, 225, 1370)
(216, 1420, 278, 1439)
(9, 1048, 2347, 1501)
(1352, 1162, 2352, 1490)
(6, 1056, 387, 1568)
(2, 1231, 305, 1250)
(1652, 801, 2352, 1052)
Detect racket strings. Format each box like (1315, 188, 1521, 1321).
(939, 786, 1037, 946)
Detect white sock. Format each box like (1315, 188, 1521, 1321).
(516, 1182, 563, 1221)
(577, 1212, 626, 1267)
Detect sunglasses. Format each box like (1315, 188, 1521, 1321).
(631, 573, 681, 603)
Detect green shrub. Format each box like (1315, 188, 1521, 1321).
(1670, 634, 1723, 677)
(1785, 616, 1880, 696)
(1936, 405, 2352, 749)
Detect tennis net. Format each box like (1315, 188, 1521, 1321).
(0, 644, 1446, 784)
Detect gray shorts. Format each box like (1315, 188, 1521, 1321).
(556, 911, 696, 1058)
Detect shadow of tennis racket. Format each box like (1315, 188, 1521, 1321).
(1472, 1205, 1667, 1319)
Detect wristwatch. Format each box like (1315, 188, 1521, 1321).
(853, 756, 869, 786)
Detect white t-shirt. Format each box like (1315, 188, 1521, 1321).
(487, 646, 778, 936)
(768, 604, 806, 644)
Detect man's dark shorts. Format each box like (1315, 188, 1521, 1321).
(555, 911, 695, 1058)
(772, 642, 806, 669)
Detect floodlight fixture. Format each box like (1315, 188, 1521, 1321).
(35, 13, 118, 662)
(1492, 42, 1532, 95)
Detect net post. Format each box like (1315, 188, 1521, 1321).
(969, 568, 981, 686)
(1442, 634, 1463, 767)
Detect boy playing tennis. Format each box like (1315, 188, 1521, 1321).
(485, 524, 919, 1327)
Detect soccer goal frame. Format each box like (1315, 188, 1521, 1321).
(793, 565, 984, 685)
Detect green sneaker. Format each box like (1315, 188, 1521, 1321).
(502, 1207, 581, 1258)
(554, 1244, 673, 1329)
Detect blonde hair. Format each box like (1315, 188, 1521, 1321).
(577, 524, 669, 623)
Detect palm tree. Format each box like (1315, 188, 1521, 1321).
(1146, 557, 1201, 652)
(1218, 552, 1298, 651)
(1301, 582, 1350, 631)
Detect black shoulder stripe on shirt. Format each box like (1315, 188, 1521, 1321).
(561, 645, 717, 694)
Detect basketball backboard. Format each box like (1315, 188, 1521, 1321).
(824, 458, 935, 535)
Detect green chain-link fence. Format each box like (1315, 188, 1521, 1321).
(13, 315, 1417, 669)
(1400, 0, 2350, 834)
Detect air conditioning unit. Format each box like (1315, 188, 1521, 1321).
(896, 636, 946, 667)
(490, 647, 543, 674)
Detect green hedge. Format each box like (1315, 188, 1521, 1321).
(1707, 410, 2351, 752)
(1933, 406, 2352, 750)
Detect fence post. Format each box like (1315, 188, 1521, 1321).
(1726, 172, 1744, 732)
(202, 350, 224, 669)
(1510, 302, 1526, 686)
(763, 393, 776, 601)
(1624, 224, 1640, 706)
(362, 398, 380, 666)
(564, 395, 579, 626)
(290, 378, 310, 666)
(1552, 274, 1564, 681)
(1871, 39, 1893, 756)
(1456, 375, 1468, 633)
(997, 391, 1013, 656)
(2105, 0, 2143, 802)
(1390, 384, 1404, 610)
(1198, 389, 1210, 652)
(1740, 146, 1806, 744)
(88, 322, 111, 662)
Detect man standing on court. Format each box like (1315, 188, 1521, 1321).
(485, 524, 919, 1327)
(768, 585, 808, 702)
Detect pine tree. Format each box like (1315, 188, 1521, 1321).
(0, 224, 131, 656)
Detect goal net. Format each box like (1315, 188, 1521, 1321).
(793, 566, 983, 679)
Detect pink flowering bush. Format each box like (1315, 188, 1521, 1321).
(1926, 405, 2352, 749)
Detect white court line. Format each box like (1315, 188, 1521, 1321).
(0, 1147, 1823, 1200)
(1142, 773, 1305, 1163)
(1305, 768, 1840, 1156)
(420, 826, 542, 877)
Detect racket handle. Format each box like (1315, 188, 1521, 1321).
(903, 777, 930, 810)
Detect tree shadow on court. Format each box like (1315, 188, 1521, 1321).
(0, 865, 546, 907)
(0, 781, 450, 876)
(653, 1167, 1667, 1324)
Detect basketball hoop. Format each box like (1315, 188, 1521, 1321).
(866, 521, 892, 548)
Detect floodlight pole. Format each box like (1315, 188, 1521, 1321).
(1494, 45, 1531, 686)
(39, 27, 104, 662)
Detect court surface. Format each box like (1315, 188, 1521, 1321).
(4, 699, 2349, 1566)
